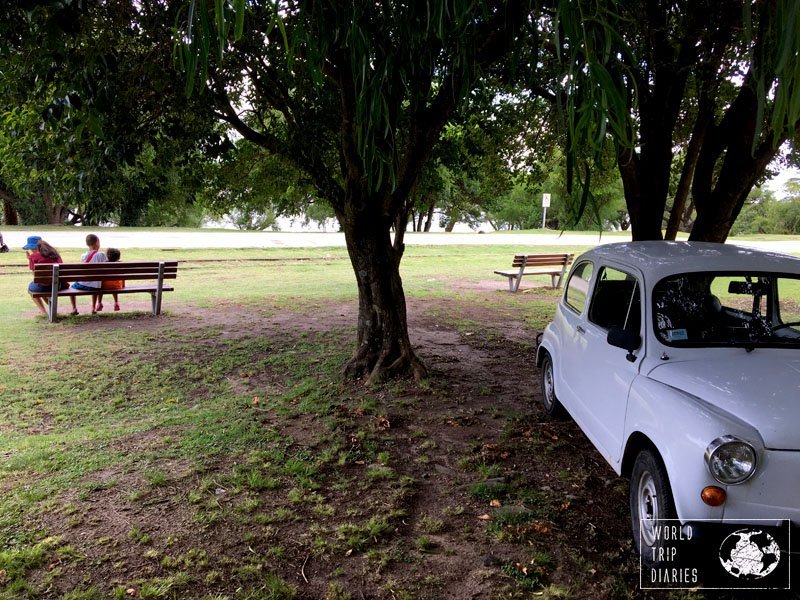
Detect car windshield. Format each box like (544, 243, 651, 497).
(652, 271, 800, 348)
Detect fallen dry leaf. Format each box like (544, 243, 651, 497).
(489, 499, 502, 508)
(477, 513, 492, 521)
(530, 521, 552, 535)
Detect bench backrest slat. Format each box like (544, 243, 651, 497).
(511, 253, 573, 268)
(33, 262, 178, 285)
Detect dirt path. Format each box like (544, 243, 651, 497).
(25, 296, 652, 598)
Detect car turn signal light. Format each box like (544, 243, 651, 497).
(701, 486, 727, 506)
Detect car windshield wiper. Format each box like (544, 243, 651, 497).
(728, 338, 800, 351)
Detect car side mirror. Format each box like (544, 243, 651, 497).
(607, 328, 641, 362)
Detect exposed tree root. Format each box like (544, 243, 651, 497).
(344, 345, 428, 385)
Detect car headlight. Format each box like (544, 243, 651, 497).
(705, 436, 757, 485)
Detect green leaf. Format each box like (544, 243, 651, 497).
(774, 0, 799, 74)
(233, 0, 245, 40)
(86, 114, 104, 138)
(215, 0, 225, 60)
(276, 9, 290, 62)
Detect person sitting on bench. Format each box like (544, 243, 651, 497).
(24, 236, 68, 316)
(69, 233, 107, 315)
(98, 247, 125, 312)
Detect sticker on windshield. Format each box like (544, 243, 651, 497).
(666, 329, 688, 342)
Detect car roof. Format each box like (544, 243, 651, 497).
(577, 241, 800, 280)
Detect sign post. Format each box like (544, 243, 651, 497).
(542, 193, 551, 229)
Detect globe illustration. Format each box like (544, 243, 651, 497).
(718, 529, 781, 579)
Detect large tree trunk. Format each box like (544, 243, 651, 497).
(340, 202, 427, 384)
(42, 190, 66, 225)
(618, 147, 666, 241)
(689, 75, 785, 243)
(665, 102, 712, 240)
(423, 200, 435, 232)
(1, 189, 18, 225)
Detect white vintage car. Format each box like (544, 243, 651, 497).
(536, 241, 800, 565)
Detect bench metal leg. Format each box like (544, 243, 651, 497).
(49, 264, 59, 323)
(510, 265, 526, 293)
(154, 262, 165, 315)
(555, 264, 569, 288)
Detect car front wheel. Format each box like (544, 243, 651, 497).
(630, 449, 677, 567)
(540, 352, 567, 419)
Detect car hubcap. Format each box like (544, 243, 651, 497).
(544, 361, 554, 408)
(637, 471, 659, 548)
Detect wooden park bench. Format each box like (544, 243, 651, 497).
(494, 253, 574, 292)
(29, 261, 178, 323)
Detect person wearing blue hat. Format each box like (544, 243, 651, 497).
(22, 235, 41, 250)
(25, 236, 69, 315)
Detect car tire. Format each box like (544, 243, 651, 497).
(540, 352, 567, 419)
(629, 449, 677, 567)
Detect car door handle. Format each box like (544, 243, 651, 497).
(576, 325, 586, 334)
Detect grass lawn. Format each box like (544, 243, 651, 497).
(0, 243, 763, 599)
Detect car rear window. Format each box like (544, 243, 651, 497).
(565, 261, 593, 314)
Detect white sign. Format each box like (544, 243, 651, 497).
(542, 193, 551, 207)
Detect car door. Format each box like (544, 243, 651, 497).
(564, 265, 643, 465)
(556, 260, 594, 411)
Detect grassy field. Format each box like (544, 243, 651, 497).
(1, 244, 602, 599)
(2, 240, 797, 599)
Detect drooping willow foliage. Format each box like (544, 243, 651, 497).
(175, 0, 800, 241)
(550, 0, 800, 239)
(174, 0, 534, 198)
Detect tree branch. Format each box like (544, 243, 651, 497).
(213, 87, 344, 210)
(390, 0, 528, 214)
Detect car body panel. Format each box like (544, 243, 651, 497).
(623, 376, 762, 522)
(647, 352, 800, 450)
(539, 241, 800, 529)
(724, 449, 800, 524)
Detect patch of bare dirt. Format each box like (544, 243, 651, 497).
(28, 293, 649, 599)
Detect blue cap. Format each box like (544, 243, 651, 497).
(22, 236, 42, 250)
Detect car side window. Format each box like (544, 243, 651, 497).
(565, 261, 593, 314)
(588, 267, 641, 332)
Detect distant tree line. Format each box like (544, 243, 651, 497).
(732, 181, 800, 236)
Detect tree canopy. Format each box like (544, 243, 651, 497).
(551, 0, 800, 241)
(3, 0, 800, 381)
(0, 0, 219, 226)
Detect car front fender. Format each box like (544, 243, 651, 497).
(536, 322, 558, 367)
(622, 377, 764, 524)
